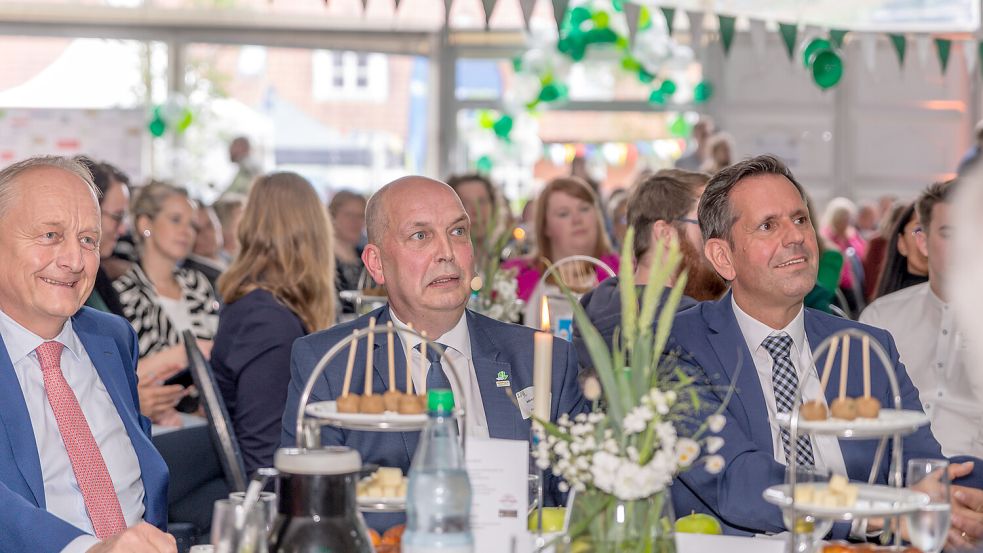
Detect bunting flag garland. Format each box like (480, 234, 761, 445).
(481, 0, 497, 28)
(749, 18, 767, 60)
(915, 34, 931, 68)
(829, 29, 848, 49)
(963, 40, 978, 76)
(624, 2, 641, 47)
(935, 38, 952, 74)
(889, 33, 907, 67)
(551, 0, 570, 34)
(518, 0, 536, 30)
(718, 15, 736, 55)
(361, 0, 369, 15)
(860, 34, 878, 74)
(660, 6, 675, 36)
(779, 23, 799, 61)
(687, 10, 704, 51)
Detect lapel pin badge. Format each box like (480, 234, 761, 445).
(496, 370, 511, 387)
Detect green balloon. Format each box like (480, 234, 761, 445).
(148, 117, 166, 138)
(615, 36, 629, 49)
(659, 79, 677, 96)
(638, 7, 652, 30)
(493, 115, 513, 138)
(621, 56, 641, 71)
(539, 83, 561, 102)
(176, 110, 193, 132)
(557, 36, 571, 54)
(803, 38, 831, 68)
(592, 11, 609, 29)
(478, 111, 496, 129)
(476, 155, 493, 173)
(648, 90, 666, 105)
(694, 80, 714, 103)
(585, 28, 617, 45)
(811, 49, 843, 89)
(570, 6, 592, 27)
(512, 56, 522, 72)
(669, 115, 690, 137)
(569, 42, 586, 61)
(611, 0, 624, 12)
(638, 68, 655, 83)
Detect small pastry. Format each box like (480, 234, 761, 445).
(800, 400, 829, 421)
(398, 394, 426, 414)
(336, 394, 361, 413)
(383, 390, 403, 413)
(830, 397, 857, 421)
(361, 394, 385, 414)
(855, 396, 881, 419)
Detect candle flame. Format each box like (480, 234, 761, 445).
(540, 296, 551, 333)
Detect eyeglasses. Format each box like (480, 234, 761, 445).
(676, 217, 700, 226)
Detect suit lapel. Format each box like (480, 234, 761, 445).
(467, 312, 520, 439)
(369, 309, 418, 463)
(0, 334, 44, 507)
(706, 295, 774, 450)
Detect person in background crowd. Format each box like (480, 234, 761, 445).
(78, 157, 130, 318)
(803, 193, 845, 314)
(184, 203, 225, 292)
(821, 197, 867, 313)
(224, 136, 261, 197)
(213, 172, 336, 476)
(502, 177, 619, 303)
(329, 190, 368, 316)
(861, 180, 983, 457)
(606, 188, 629, 250)
(700, 131, 735, 174)
(114, 182, 219, 428)
(447, 173, 496, 248)
(957, 119, 983, 174)
(856, 201, 880, 241)
(668, 156, 983, 548)
(861, 202, 906, 302)
(0, 156, 174, 552)
(213, 194, 245, 265)
(676, 116, 715, 171)
(575, 169, 726, 367)
(871, 203, 929, 300)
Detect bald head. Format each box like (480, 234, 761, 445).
(365, 176, 465, 244)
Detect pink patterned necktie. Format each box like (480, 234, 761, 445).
(35, 341, 127, 539)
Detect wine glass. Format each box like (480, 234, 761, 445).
(528, 473, 541, 516)
(211, 498, 268, 553)
(784, 465, 835, 552)
(905, 458, 951, 553)
(229, 491, 278, 534)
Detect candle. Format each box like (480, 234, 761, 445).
(387, 322, 395, 392)
(533, 296, 553, 423)
(365, 317, 376, 395)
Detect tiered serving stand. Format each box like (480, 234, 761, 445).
(762, 328, 933, 552)
(293, 325, 468, 515)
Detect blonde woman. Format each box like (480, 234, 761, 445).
(211, 172, 336, 475)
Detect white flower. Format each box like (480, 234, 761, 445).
(675, 438, 700, 468)
(655, 422, 677, 451)
(708, 414, 726, 433)
(558, 481, 569, 493)
(706, 436, 724, 454)
(665, 390, 677, 404)
(583, 376, 602, 401)
(623, 405, 653, 435)
(704, 454, 725, 474)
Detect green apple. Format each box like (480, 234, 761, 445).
(674, 512, 722, 535)
(528, 507, 566, 532)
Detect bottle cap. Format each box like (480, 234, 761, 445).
(427, 389, 455, 414)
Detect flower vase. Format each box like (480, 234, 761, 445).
(565, 489, 676, 553)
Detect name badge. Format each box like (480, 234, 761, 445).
(515, 386, 551, 420)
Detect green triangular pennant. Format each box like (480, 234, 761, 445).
(935, 38, 951, 74)
(779, 23, 798, 61)
(718, 15, 736, 55)
(829, 29, 847, 48)
(979, 41, 983, 77)
(661, 6, 675, 36)
(889, 33, 906, 68)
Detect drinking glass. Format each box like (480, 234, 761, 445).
(905, 458, 951, 553)
(528, 473, 541, 515)
(211, 498, 268, 553)
(784, 465, 834, 552)
(229, 491, 278, 534)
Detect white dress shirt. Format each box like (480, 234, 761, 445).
(860, 283, 983, 457)
(389, 310, 490, 438)
(732, 298, 849, 477)
(0, 309, 146, 552)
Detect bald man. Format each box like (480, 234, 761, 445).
(280, 177, 586, 524)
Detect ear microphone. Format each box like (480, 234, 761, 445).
(470, 275, 483, 291)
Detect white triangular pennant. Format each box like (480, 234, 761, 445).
(443, 0, 453, 25)
(394, 0, 401, 12)
(624, 2, 641, 47)
(361, 0, 369, 15)
(551, 0, 570, 35)
(749, 18, 767, 60)
(481, 0, 497, 28)
(915, 34, 931, 68)
(860, 34, 878, 74)
(686, 10, 704, 52)
(964, 39, 978, 76)
(519, 0, 536, 30)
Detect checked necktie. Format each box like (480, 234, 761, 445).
(417, 342, 452, 392)
(761, 333, 816, 468)
(36, 341, 127, 539)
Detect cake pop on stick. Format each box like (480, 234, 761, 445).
(383, 322, 403, 412)
(337, 329, 361, 413)
(801, 336, 841, 421)
(856, 334, 881, 418)
(361, 318, 385, 414)
(830, 335, 856, 420)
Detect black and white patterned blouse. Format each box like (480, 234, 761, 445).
(113, 262, 220, 358)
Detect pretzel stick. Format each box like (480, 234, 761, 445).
(387, 322, 396, 392)
(839, 335, 851, 400)
(819, 335, 841, 393)
(364, 317, 376, 395)
(405, 323, 414, 395)
(862, 335, 871, 398)
(341, 329, 358, 397)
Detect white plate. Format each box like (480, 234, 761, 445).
(305, 401, 428, 432)
(763, 483, 929, 519)
(357, 496, 406, 512)
(775, 408, 929, 438)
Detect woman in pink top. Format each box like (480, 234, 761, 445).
(822, 197, 867, 294)
(504, 176, 619, 302)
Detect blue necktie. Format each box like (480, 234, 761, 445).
(762, 332, 816, 468)
(418, 342, 451, 392)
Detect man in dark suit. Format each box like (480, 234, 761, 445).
(0, 156, 173, 552)
(668, 155, 983, 548)
(280, 175, 586, 471)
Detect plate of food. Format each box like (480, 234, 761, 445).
(306, 399, 428, 431)
(776, 408, 930, 439)
(358, 467, 407, 512)
(763, 478, 929, 519)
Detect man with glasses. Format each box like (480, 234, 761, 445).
(574, 169, 728, 365)
(861, 180, 983, 457)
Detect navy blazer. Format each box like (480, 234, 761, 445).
(666, 293, 983, 538)
(0, 307, 169, 552)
